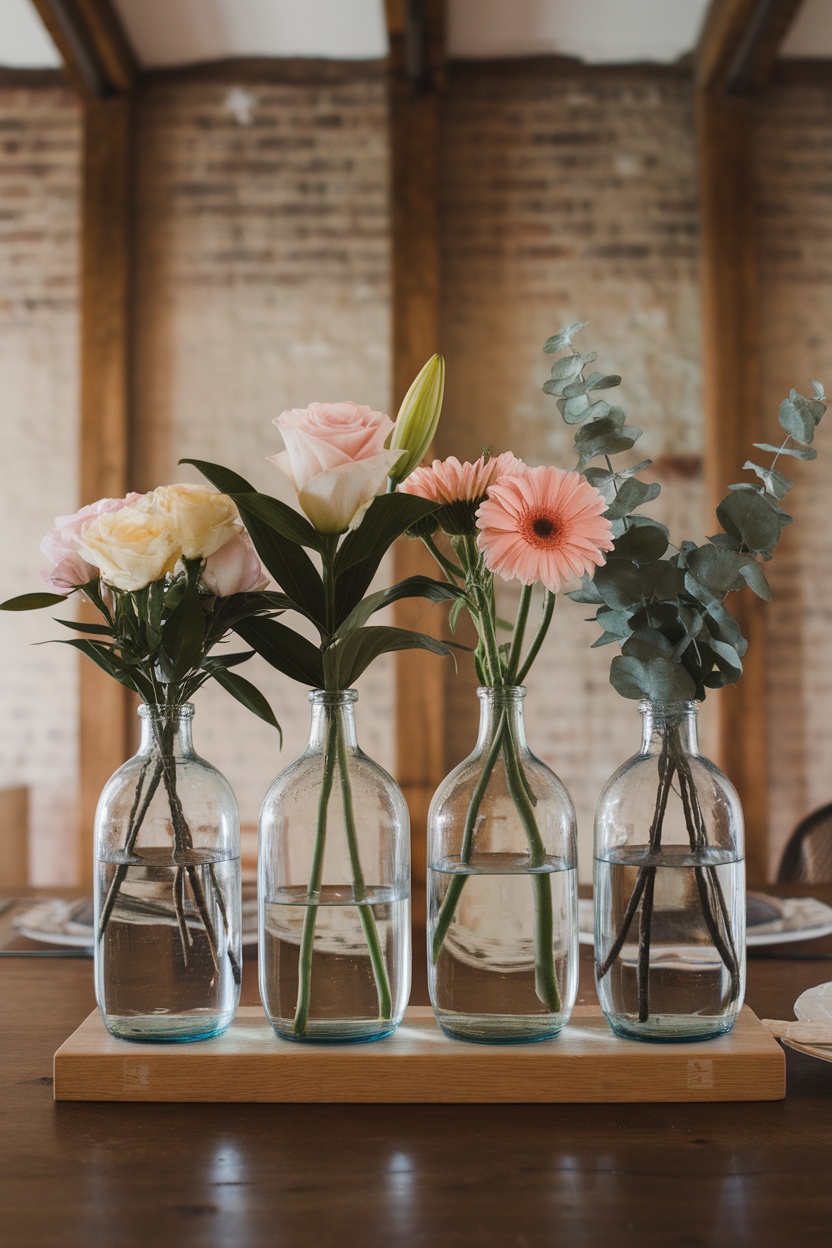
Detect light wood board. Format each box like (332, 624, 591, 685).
(54, 1005, 785, 1103)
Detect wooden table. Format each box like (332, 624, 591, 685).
(3, 890, 832, 1247)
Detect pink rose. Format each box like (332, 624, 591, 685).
(201, 531, 269, 597)
(270, 402, 404, 533)
(40, 494, 142, 593)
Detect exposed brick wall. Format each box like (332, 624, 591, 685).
(438, 68, 709, 877)
(131, 77, 393, 829)
(0, 87, 81, 883)
(753, 81, 832, 873)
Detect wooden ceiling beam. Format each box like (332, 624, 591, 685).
(31, 0, 137, 97)
(696, 0, 804, 95)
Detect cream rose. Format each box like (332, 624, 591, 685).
(149, 483, 240, 560)
(270, 402, 404, 533)
(40, 494, 142, 593)
(201, 531, 269, 597)
(77, 504, 179, 592)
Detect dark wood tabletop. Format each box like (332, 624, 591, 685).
(3, 888, 832, 1248)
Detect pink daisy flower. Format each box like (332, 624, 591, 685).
(401, 452, 525, 535)
(476, 465, 614, 594)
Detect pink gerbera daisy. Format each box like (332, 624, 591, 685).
(476, 465, 614, 594)
(401, 452, 525, 535)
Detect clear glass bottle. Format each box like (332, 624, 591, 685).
(594, 699, 745, 1042)
(94, 703, 241, 1042)
(428, 686, 578, 1043)
(259, 690, 410, 1044)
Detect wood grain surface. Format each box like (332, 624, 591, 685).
(4, 888, 832, 1247)
(54, 1005, 784, 1104)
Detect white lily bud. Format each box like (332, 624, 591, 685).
(387, 354, 445, 485)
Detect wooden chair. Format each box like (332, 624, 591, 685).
(777, 804, 832, 884)
(0, 787, 29, 887)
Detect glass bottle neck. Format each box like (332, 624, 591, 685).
(639, 700, 700, 757)
(307, 691, 359, 752)
(138, 704, 195, 759)
(475, 686, 528, 754)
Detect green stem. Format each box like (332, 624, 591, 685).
(506, 584, 533, 684)
(430, 710, 507, 964)
(516, 591, 556, 685)
(336, 713, 393, 1020)
(293, 710, 338, 1035)
(421, 533, 463, 582)
(501, 716, 560, 1012)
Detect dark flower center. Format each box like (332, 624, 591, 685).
(533, 517, 556, 539)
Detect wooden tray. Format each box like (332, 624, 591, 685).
(53, 1005, 785, 1103)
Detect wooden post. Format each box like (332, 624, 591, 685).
(386, 1, 446, 889)
(695, 0, 803, 881)
(32, 0, 137, 883)
(77, 95, 134, 884)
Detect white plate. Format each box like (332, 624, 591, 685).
(578, 895, 832, 948)
(14, 897, 258, 949)
(779, 982, 832, 1065)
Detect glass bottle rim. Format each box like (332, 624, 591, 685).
(637, 698, 699, 716)
(308, 689, 359, 706)
(138, 702, 195, 719)
(477, 685, 526, 701)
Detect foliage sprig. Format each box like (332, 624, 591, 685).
(542, 323, 827, 702)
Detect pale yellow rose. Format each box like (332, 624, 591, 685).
(77, 504, 179, 592)
(148, 484, 240, 560)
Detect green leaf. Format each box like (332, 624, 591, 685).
(738, 557, 771, 601)
(335, 576, 463, 637)
(778, 391, 824, 444)
(609, 523, 668, 564)
(202, 649, 255, 670)
(574, 412, 642, 463)
(333, 495, 440, 623)
(709, 639, 743, 680)
(603, 477, 660, 521)
(231, 491, 322, 552)
(752, 441, 818, 461)
(811, 380, 826, 402)
(0, 592, 69, 611)
(182, 457, 326, 622)
(717, 489, 785, 555)
(743, 461, 793, 500)
(328, 625, 455, 689)
(235, 617, 324, 687)
(685, 545, 747, 596)
(548, 353, 583, 382)
(560, 396, 611, 426)
(594, 608, 632, 638)
(609, 653, 697, 702)
(55, 618, 113, 636)
(543, 322, 588, 353)
(202, 662, 282, 739)
(56, 638, 145, 697)
(161, 582, 207, 683)
(587, 373, 621, 391)
(567, 573, 604, 605)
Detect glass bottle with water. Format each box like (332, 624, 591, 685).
(428, 686, 578, 1043)
(594, 699, 745, 1042)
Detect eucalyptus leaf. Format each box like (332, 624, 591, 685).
(543, 322, 589, 353)
(738, 557, 772, 601)
(778, 391, 824, 444)
(753, 441, 818, 461)
(566, 574, 604, 605)
(716, 489, 785, 555)
(742, 461, 793, 499)
(609, 653, 697, 702)
(603, 477, 660, 521)
(685, 545, 747, 596)
(574, 414, 642, 463)
(608, 523, 668, 564)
